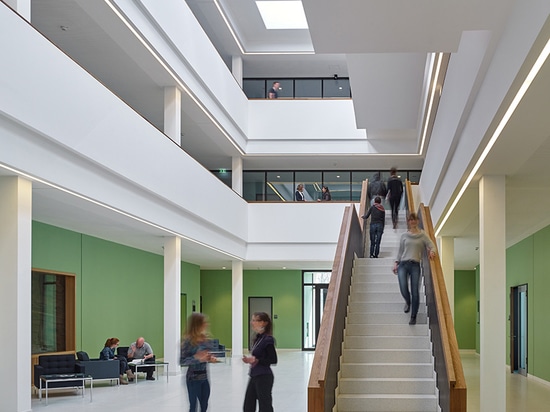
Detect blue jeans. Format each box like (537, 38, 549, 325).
(369, 223, 384, 257)
(187, 379, 210, 412)
(397, 260, 421, 317)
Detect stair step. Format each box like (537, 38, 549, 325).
(337, 393, 439, 412)
(340, 363, 435, 379)
(338, 377, 436, 394)
(352, 274, 397, 282)
(349, 291, 425, 303)
(348, 302, 427, 313)
(344, 335, 431, 349)
(346, 312, 427, 325)
(342, 348, 433, 363)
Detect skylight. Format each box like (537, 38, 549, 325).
(256, 1, 309, 30)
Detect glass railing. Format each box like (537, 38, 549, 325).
(243, 77, 352, 99)
(211, 169, 422, 202)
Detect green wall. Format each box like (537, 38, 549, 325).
(454, 270, 476, 349)
(200, 269, 303, 349)
(453, 225, 550, 382)
(32, 221, 201, 358)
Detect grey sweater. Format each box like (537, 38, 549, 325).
(396, 231, 435, 263)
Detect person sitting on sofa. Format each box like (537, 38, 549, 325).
(100, 337, 135, 384)
(127, 336, 156, 380)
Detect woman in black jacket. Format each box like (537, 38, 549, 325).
(242, 312, 277, 412)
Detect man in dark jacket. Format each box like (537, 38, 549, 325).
(367, 173, 387, 205)
(362, 196, 385, 258)
(387, 167, 404, 228)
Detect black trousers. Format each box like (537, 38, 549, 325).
(243, 374, 274, 412)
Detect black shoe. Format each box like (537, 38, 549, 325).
(409, 316, 417, 325)
(404, 303, 410, 313)
(146, 376, 155, 381)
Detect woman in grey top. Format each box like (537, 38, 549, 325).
(392, 213, 436, 325)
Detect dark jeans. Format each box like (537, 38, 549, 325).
(117, 356, 129, 375)
(389, 196, 401, 226)
(187, 379, 210, 412)
(397, 260, 421, 316)
(369, 222, 384, 257)
(243, 374, 274, 412)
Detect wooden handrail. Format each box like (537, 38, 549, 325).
(419, 204, 467, 411)
(307, 204, 363, 412)
(405, 180, 466, 411)
(405, 178, 415, 215)
(358, 179, 369, 232)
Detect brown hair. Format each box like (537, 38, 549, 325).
(184, 313, 208, 345)
(253, 312, 273, 336)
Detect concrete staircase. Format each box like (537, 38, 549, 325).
(334, 215, 439, 412)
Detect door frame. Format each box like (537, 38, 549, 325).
(510, 284, 528, 375)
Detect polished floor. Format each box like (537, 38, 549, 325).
(30, 350, 550, 411)
(460, 351, 550, 412)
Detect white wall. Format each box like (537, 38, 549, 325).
(247, 202, 355, 265)
(0, 5, 247, 257)
(421, 0, 550, 225)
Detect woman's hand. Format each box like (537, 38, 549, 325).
(242, 355, 256, 365)
(393, 261, 398, 274)
(195, 350, 211, 362)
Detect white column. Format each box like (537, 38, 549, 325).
(164, 86, 181, 145)
(0, 177, 32, 412)
(438, 236, 455, 319)
(479, 175, 506, 412)
(232, 56, 243, 87)
(232, 156, 243, 196)
(232, 260, 244, 357)
(6, 0, 30, 21)
(163, 236, 181, 375)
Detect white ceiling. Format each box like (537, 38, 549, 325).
(13, 0, 550, 270)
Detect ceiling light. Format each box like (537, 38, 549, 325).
(222, 266, 226, 269)
(256, 1, 308, 30)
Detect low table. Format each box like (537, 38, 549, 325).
(210, 349, 232, 364)
(39, 373, 93, 405)
(131, 361, 169, 383)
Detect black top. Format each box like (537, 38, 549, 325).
(387, 176, 403, 199)
(362, 203, 385, 225)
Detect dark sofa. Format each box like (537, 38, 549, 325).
(76, 351, 119, 383)
(33, 354, 85, 390)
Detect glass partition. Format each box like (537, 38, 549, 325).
(323, 78, 351, 98)
(237, 170, 421, 201)
(295, 79, 322, 98)
(323, 171, 351, 201)
(295, 171, 322, 201)
(266, 171, 294, 201)
(243, 77, 352, 99)
(243, 172, 266, 201)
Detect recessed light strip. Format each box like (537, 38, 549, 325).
(0, 162, 243, 261)
(419, 53, 443, 155)
(435, 36, 550, 237)
(103, 0, 245, 155)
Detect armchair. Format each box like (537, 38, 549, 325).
(33, 354, 85, 390)
(210, 339, 226, 360)
(76, 351, 119, 383)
